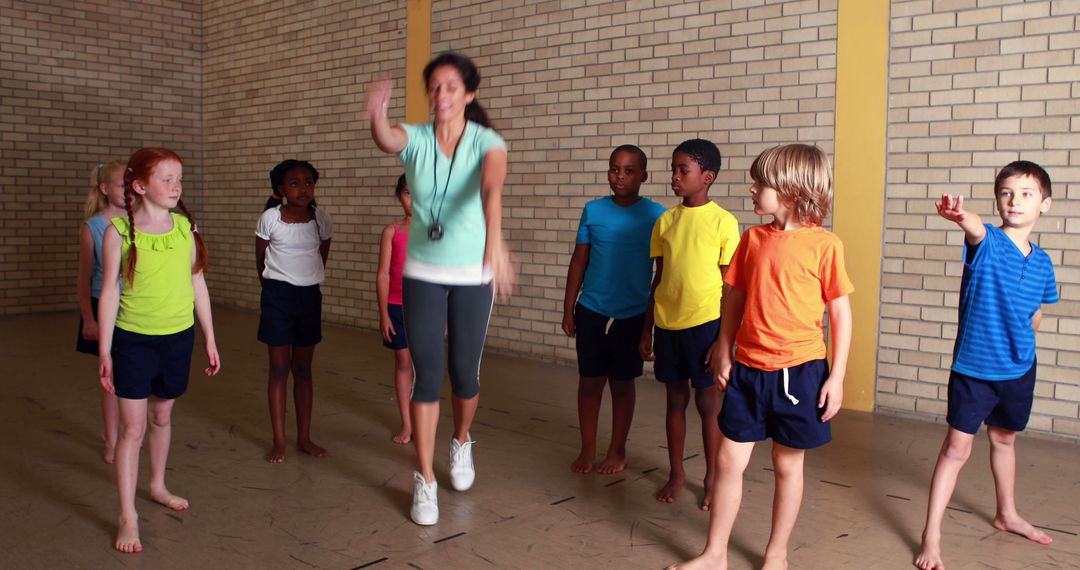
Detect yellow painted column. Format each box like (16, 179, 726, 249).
(405, 0, 431, 123)
(832, 0, 889, 412)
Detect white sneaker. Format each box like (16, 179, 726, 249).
(410, 471, 438, 525)
(449, 435, 476, 491)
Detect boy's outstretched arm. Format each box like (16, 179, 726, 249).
(936, 193, 986, 246)
(561, 244, 590, 337)
(819, 294, 852, 422)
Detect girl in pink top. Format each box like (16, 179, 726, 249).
(377, 175, 415, 444)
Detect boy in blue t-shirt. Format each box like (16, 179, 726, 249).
(916, 161, 1059, 570)
(562, 144, 666, 475)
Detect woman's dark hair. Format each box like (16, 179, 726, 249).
(266, 159, 319, 210)
(423, 52, 493, 129)
(395, 174, 407, 196)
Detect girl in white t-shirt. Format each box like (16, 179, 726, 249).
(255, 159, 332, 464)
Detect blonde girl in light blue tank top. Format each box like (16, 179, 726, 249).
(77, 159, 127, 465)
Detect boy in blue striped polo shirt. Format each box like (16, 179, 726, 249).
(916, 161, 1058, 570)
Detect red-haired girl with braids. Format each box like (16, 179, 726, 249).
(97, 147, 221, 554)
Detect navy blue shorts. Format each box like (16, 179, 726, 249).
(258, 279, 322, 347)
(111, 326, 195, 400)
(75, 296, 99, 355)
(947, 361, 1036, 434)
(653, 319, 720, 389)
(383, 303, 408, 350)
(719, 359, 832, 450)
(574, 303, 645, 381)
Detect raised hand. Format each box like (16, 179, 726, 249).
(935, 193, 968, 223)
(365, 77, 393, 121)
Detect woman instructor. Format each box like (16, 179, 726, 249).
(366, 52, 514, 526)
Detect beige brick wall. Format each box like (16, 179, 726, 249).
(431, 0, 838, 358)
(0, 0, 203, 314)
(881, 0, 1080, 437)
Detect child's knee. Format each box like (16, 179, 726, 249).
(771, 444, 805, 475)
(665, 384, 691, 409)
(693, 389, 719, 416)
(119, 421, 146, 441)
(579, 377, 606, 398)
(291, 362, 313, 381)
(268, 363, 290, 381)
(987, 427, 1017, 447)
(148, 410, 171, 429)
(942, 431, 974, 462)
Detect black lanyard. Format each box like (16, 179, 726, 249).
(429, 121, 467, 240)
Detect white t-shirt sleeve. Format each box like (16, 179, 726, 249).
(255, 207, 277, 240)
(316, 208, 332, 241)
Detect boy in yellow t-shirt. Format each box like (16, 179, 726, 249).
(640, 139, 740, 510)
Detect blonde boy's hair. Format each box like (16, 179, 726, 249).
(750, 144, 833, 226)
(84, 160, 126, 219)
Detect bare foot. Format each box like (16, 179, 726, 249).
(914, 534, 944, 570)
(656, 472, 685, 503)
(392, 429, 412, 445)
(665, 552, 725, 570)
(298, 439, 327, 458)
(597, 450, 626, 475)
(114, 515, 142, 554)
(701, 474, 714, 511)
(150, 488, 189, 511)
(994, 514, 1053, 545)
(103, 443, 116, 465)
(571, 450, 595, 474)
(265, 442, 286, 463)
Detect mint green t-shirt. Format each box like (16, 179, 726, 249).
(113, 213, 195, 335)
(399, 121, 507, 285)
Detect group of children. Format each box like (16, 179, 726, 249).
(561, 140, 1058, 570)
(76, 142, 1059, 568)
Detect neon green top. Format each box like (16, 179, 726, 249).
(113, 213, 195, 335)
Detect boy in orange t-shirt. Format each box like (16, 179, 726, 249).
(668, 144, 853, 570)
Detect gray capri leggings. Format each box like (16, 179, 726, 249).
(402, 277, 494, 403)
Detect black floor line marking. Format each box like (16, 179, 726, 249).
(407, 564, 424, 570)
(836, 533, 849, 539)
(551, 496, 576, 505)
(763, 467, 775, 472)
(886, 494, 911, 501)
(352, 558, 388, 569)
(604, 478, 626, 487)
(820, 479, 851, 488)
(945, 506, 972, 514)
(1034, 525, 1077, 536)
(487, 407, 510, 414)
(529, 417, 548, 422)
(682, 453, 699, 461)
(434, 531, 466, 544)
(641, 467, 658, 475)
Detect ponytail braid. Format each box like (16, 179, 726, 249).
(122, 181, 139, 287)
(176, 197, 209, 275)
